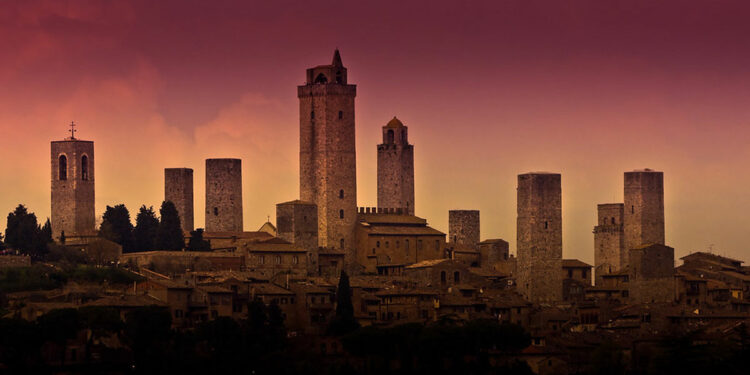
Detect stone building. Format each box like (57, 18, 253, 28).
(377, 116, 415, 215)
(51, 130, 95, 240)
(276, 200, 319, 274)
(478, 239, 510, 268)
(298, 49, 357, 265)
(244, 239, 308, 279)
(628, 243, 674, 304)
(205, 158, 243, 232)
(354, 207, 445, 274)
(624, 169, 665, 259)
(448, 210, 480, 250)
(593, 203, 625, 285)
(516, 172, 563, 303)
(164, 168, 194, 232)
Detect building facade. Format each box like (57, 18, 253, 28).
(593, 203, 625, 285)
(165, 168, 194, 232)
(298, 50, 358, 264)
(516, 172, 563, 303)
(205, 158, 243, 232)
(377, 117, 415, 215)
(448, 210, 480, 250)
(51, 134, 95, 240)
(623, 169, 665, 258)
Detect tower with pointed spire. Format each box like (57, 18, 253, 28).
(377, 116, 415, 214)
(298, 50, 357, 265)
(51, 124, 95, 241)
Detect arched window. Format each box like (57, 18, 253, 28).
(314, 73, 328, 84)
(335, 70, 342, 83)
(401, 130, 407, 143)
(387, 129, 394, 144)
(339, 189, 344, 199)
(58, 155, 67, 180)
(81, 155, 89, 181)
(338, 111, 343, 119)
(340, 238, 345, 249)
(454, 271, 460, 283)
(339, 209, 344, 219)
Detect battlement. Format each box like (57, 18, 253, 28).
(357, 207, 409, 215)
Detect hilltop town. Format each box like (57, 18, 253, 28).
(2, 50, 750, 374)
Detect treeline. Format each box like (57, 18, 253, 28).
(0, 264, 143, 294)
(2, 201, 211, 258)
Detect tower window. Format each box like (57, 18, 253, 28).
(338, 111, 343, 120)
(81, 155, 89, 181)
(611, 217, 615, 225)
(314, 73, 328, 84)
(336, 71, 342, 83)
(311, 111, 315, 119)
(58, 155, 67, 180)
(275, 255, 281, 265)
(441, 271, 446, 285)
(544, 221, 549, 229)
(376, 241, 380, 248)
(339, 210, 344, 219)
(385, 241, 389, 249)
(339, 189, 344, 199)
(454, 271, 460, 283)
(340, 238, 345, 249)
(213, 207, 219, 216)
(631, 206, 635, 214)
(387, 129, 394, 144)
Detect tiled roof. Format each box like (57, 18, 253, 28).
(85, 294, 168, 308)
(358, 214, 427, 225)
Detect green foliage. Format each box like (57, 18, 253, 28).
(100, 204, 134, 252)
(155, 201, 184, 251)
(187, 228, 211, 251)
(328, 270, 360, 336)
(4, 204, 49, 258)
(133, 205, 159, 252)
(0, 264, 143, 293)
(0, 231, 6, 251)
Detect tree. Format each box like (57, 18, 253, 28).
(155, 201, 183, 251)
(124, 306, 172, 372)
(85, 238, 122, 266)
(37, 308, 81, 366)
(5, 205, 48, 258)
(99, 204, 134, 252)
(133, 205, 159, 251)
(187, 228, 211, 251)
(0, 232, 5, 251)
(327, 270, 359, 335)
(40, 219, 52, 245)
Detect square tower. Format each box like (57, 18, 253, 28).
(593, 203, 625, 285)
(298, 49, 357, 264)
(205, 159, 243, 232)
(628, 243, 674, 303)
(624, 169, 664, 260)
(165, 168, 194, 232)
(277, 200, 319, 275)
(377, 116, 415, 215)
(516, 172, 563, 303)
(51, 131, 95, 240)
(448, 210, 480, 250)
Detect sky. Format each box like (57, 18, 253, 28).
(1, 0, 750, 265)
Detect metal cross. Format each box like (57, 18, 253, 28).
(69, 121, 77, 139)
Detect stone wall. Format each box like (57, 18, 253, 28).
(628, 243, 675, 304)
(298, 58, 357, 267)
(205, 159, 243, 232)
(165, 168, 194, 232)
(479, 239, 510, 268)
(448, 210, 480, 250)
(624, 170, 665, 260)
(277, 200, 319, 274)
(51, 139, 95, 240)
(594, 203, 625, 285)
(516, 173, 563, 303)
(377, 118, 415, 215)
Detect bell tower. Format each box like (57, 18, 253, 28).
(377, 117, 415, 214)
(298, 50, 357, 264)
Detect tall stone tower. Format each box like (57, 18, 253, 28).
(51, 125, 95, 240)
(448, 210, 480, 250)
(205, 159, 243, 232)
(516, 172, 563, 303)
(377, 117, 414, 215)
(298, 49, 357, 262)
(277, 200, 319, 274)
(165, 168, 194, 232)
(623, 169, 664, 260)
(593, 203, 625, 285)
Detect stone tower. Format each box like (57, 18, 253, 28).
(298, 49, 357, 263)
(165, 168, 194, 232)
(277, 200, 319, 274)
(448, 210, 480, 250)
(205, 159, 243, 232)
(623, 169, 664, 260)
(377, 117, 415, 215)
(51, 129, 95, 240)
(593, 203, 625, 285)
(516, 172, 563, 303)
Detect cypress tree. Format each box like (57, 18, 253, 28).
(100, 204, 134, 252)
(133, 205, 159, 251)
(155, 201, 184, 250)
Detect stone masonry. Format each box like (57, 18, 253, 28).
(628, 243, 674, 304)
(377, 116, 415, 215)
(448, 210, 480, 250)
(51, 137, 95, 240)
(205, 159, 243, 232)
(298, 50, 357, 266)
(277, 200, 319, 274)
(593, 203, 625, 285)
(624, 169, 665, 264)
(165, 168, 194, 232)
(516, 172, 563, 303)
